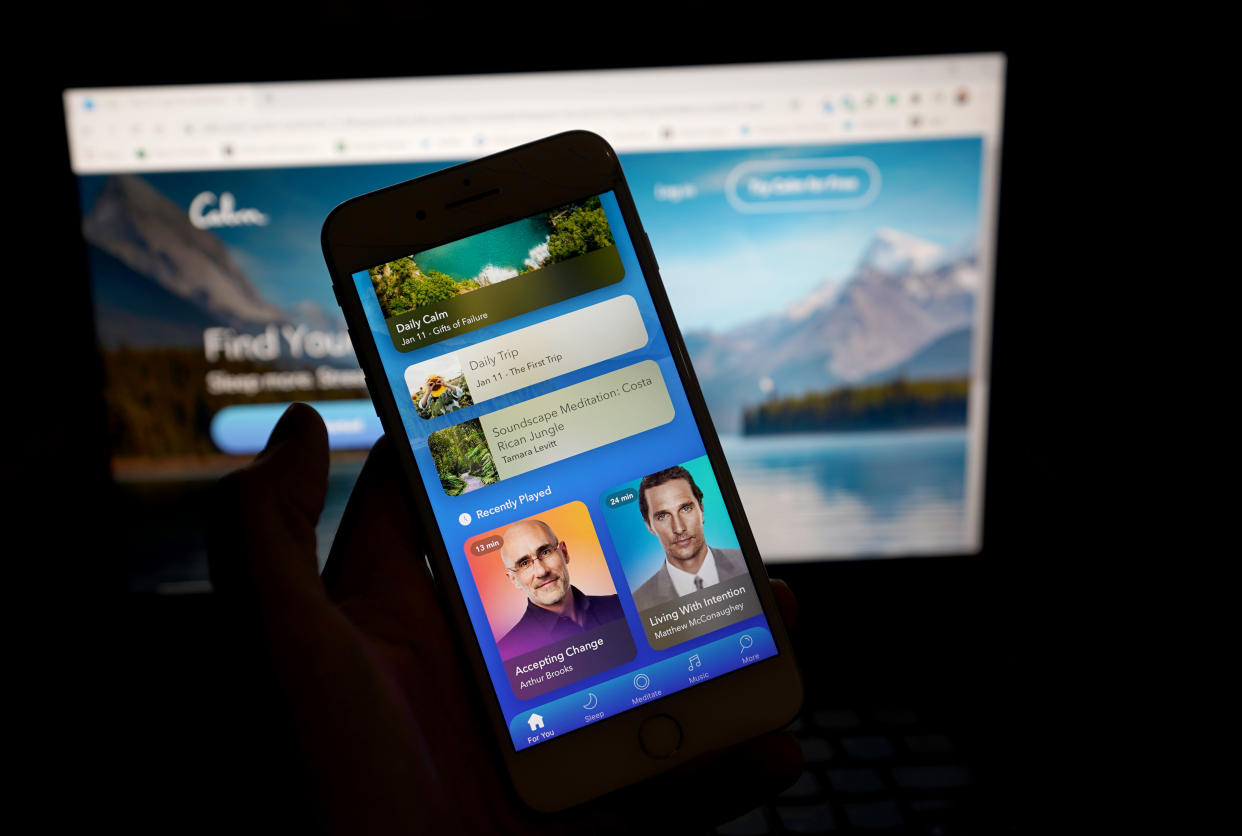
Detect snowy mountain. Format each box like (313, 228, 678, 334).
(686, 229, 977, 433)
(83, 175, 289, 340)
(858, 227, 945, 275)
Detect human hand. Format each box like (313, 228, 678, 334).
(206, 403, 800, 835)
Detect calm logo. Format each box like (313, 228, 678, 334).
(189, 191, 270, 229)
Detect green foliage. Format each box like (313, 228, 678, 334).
(464, 443, 498, 481)
(428, 419, 498, 494)
(370, 258, 466, 319)
(547, 195, 613, 263)
(403, 269, 458, 308)
(369, 195, 614, 320)
(743, 378, 970, 435)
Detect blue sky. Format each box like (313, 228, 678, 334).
(623, 138, 983, 331)
(80, 137, 982, 334)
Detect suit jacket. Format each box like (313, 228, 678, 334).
(631, 548, 747, 611)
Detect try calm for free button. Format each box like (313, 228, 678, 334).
(724, 156, 881, 213)
(210, 399, 382, 454)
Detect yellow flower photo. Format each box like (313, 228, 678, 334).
(404, 354, 474, 420)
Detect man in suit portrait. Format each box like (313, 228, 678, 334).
(631, 466, 748, 610)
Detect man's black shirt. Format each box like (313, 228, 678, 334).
(497, 586, 625, 659)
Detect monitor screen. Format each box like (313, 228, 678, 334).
(63, 54, 1006, 592)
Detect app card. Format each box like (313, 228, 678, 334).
(370, 197, 624, 352)
(428, 360, 674, 496)
(403, 295, 647, 419)
(601, 455, 760, 650)
(465, 500, 637, 699)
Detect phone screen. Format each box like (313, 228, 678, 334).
(351, 192, 779, 751)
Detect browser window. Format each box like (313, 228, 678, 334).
(63, 54, 1005, 592)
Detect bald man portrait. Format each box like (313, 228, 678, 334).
(496, 518, 626, 660)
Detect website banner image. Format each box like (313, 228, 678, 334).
(82, 137, 986, 590)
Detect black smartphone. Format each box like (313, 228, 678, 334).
(321, 131, 801, 811)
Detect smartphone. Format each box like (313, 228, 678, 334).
(321, 131, 802, 811)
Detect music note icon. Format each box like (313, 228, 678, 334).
(687, 654, 701, 671)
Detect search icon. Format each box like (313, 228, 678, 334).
(738, 634, 754, 652)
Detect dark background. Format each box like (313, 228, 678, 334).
(25, 12, 1071, 832)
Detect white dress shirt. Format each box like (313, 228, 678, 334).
(664, 548, 720, 598)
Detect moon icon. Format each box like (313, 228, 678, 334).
(582, 692, 598, 710)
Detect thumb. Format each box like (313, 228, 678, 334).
(207, 404, 461, 833)
(206, 402, 330, 616)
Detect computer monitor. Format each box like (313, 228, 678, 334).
(61, 53, 1006, 593)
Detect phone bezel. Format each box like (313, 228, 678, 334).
(321, 131, 802, 811)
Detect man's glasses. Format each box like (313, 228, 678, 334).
(507, 543, 563, 574)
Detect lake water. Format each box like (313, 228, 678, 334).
(415, 216, 551, 280)
(720, 428, 970, 560)
(313, 427, 971, 569)
(136, 426, 970, 592)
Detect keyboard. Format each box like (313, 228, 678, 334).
(715, 705, 991, 835)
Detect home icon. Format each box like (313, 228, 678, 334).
(527, 713, 544, 731)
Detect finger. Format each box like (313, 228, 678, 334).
(320, 432, 477, 717)
(322, 434, 432, 605)
(320, 436, 532, 834)
(206, 402, 330, 614)
(771, 578, 798, 633)
(320, 434, 456, 661)
(209, 405, 461, 832)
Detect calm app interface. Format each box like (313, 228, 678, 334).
(352, 193, 778, 750)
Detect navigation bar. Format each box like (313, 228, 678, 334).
(64, 55, 1005, 174)
(508, 625, 777, 751)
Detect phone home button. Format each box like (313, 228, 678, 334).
(638, 714, 682, 759)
